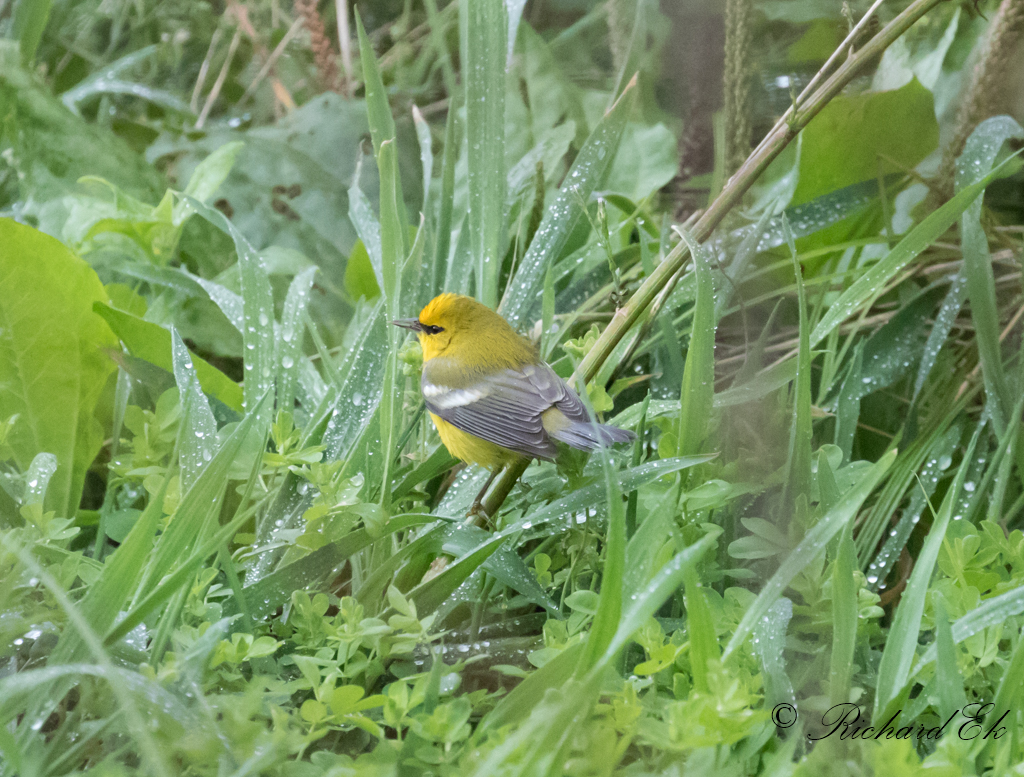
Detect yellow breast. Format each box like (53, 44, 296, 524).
(429, 412, 518, 469)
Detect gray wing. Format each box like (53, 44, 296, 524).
(421, 361, 584, 460)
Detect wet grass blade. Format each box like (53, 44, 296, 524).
(399, 535, 504, 616)
(277, 267, 317, 414)
(579, 449, 625, 674)
(179, 196, 275, 424)
(432, 93, 461, 296)
(94, 303, 243, 412)
(873, 423, 982, 719)
(957, 117, 1024, 430)
(462, 0, 507, 307)
(500, 78, 637, 328)
(724, 449, 895, 660)
(241, 514, 436, 619)
(783, 216, 813, 506)
(913, 269, 966, 401)
(829, 523, 857, 705)
(674, 228, 715, 460)
(171, 328, 217, 492)
(809, 153, 1021, 349)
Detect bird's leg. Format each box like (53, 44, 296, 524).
(467, 466, 502, 523)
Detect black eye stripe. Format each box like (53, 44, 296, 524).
(422, 324, 444, 335)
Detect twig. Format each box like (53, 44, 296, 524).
(750, 0, 886, 160)
(196, 26, 242, 129)
(239, 16, 305, 106)
(191, 26, 224, 114)
(336, 0, 354, 95)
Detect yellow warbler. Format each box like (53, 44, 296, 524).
(393, 293, 635, 513)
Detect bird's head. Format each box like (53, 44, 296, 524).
(392, 293, 494, 361)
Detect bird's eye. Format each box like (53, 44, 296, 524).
(423, 324, 444, 335)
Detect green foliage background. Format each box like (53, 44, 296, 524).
(2, 0, 1024, 775)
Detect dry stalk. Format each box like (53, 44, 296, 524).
(934, 0, 1024, 201)
(295, 0, 340, 91)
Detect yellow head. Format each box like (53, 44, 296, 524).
(392, 293, 534, 368)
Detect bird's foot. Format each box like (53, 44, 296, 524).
(465, 499, 490, 526)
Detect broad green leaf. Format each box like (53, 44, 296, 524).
(0, 219, 117, 516)
(349, 182, 384, 295)
(602, 123, 679, 201)
(793, 78, 937, 205)
(0, 49, 164, 224)
(94, 303, 243, 413)
(343, 239, 382, 302)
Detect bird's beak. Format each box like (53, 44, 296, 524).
(391, 318, 423, 332)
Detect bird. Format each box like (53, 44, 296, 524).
(392, 293, 636, 517)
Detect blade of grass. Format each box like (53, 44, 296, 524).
(432, 92, 461, 297)
(377, 138, 404, 514)
(683, 562, 719, 693)
(93, 303, 244, 413)
(873, 421, 983, 719)
(957, 116, 1024, 431)
(809, 152, 1022, 349)
(179, 196, 275, 425)
(829, 523, 857, 705)
(500, 78, 637, 327)
(783, 216, 813, 506)
(674, 228, 715, 460)
(461, 0, 507, 307)
(578, 442, 626, 674)
(912, 269, 966, 401)
(171, 328, 218, 492)
(724, 449, 895, 660)
(278, 267, 318, 414)
(241, 514, 436, 619)
(132, 393, 269, 604)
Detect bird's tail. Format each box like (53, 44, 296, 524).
(549, 421, 636, 452)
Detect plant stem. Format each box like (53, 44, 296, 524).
(480, 0, 949, 522)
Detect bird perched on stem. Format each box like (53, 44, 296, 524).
(393, 293, 635, 518)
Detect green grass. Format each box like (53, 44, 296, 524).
(2, 1, 1024, 775)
